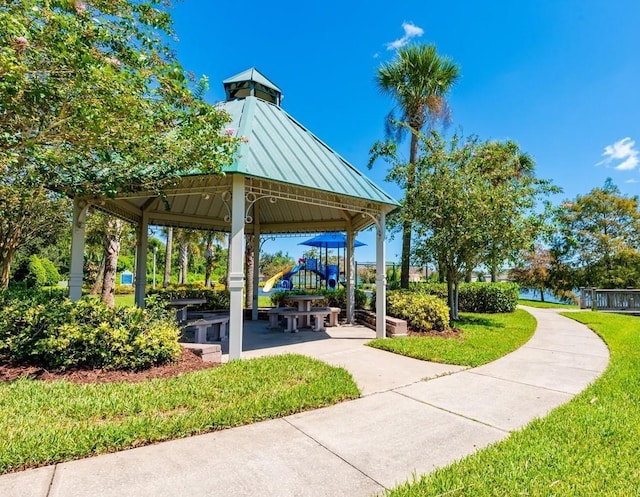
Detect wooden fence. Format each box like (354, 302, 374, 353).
(580, 288, 640, 312)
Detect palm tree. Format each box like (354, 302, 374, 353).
(376, 43, 460, 288)
(163, 227, 173, 287)
(203, 231, 226, 287)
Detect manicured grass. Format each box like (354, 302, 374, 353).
(114, 293, 135, 307)
(367, 309, 536, 367)
(519, 298, 578, 309)
(0, 354, 359, 474)
(385, 311, 639, 496)
(258, 295, 272, 307)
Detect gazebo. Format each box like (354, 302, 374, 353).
(67, 68, 398, 359)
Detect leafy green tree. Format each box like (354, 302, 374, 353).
(0, 0, 238, 289)
(374, 43, 460, 289)
(509, 245, 554, 301)
(379, 131, 555, 320)
(553, 179, 640, 288)
(260, 251, 295, 281)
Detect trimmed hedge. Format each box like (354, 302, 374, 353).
(410, 282, 519, 313)
(25, 255, 48, 288)
(386, 290, 450, 332)
(148, 285, 230, 311)
(0, 294, 181, 371)
(270, 288, 367, 310)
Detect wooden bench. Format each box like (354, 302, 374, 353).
(279, 307, 332, 332)
(267, 307, 296, 329)
(184, 314, 229, 343)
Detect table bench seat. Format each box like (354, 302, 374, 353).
(267, 307, 296, 329)
(279, 307, 333, 332)
(183, 314, 229, 343)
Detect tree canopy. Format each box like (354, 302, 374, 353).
(0, 0, 239, 289)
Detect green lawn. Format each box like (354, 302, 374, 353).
(385, 311, 639, 496)
(367, 309, 536, 367)
(114, 294, 135, 307)
(0, 354, 359, 474)
(518, 298, 578, 309)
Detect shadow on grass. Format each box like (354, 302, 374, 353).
(455, 315, 506, 328)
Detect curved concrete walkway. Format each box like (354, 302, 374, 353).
(0, 307, 609, 497)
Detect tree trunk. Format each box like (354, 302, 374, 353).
(163, 227, 173, 288)
(400, 133, 420, 289)
(540, 288, 545, 302)
(178, 242, 188, 285)
(491, 266, 498, 282)
(90, 256, 105, 295)
(446, 269, 457, 322)
(101, 219, 122, 309)
(465, 270, 473, 283)
(204, 236, 214, 287)
(245, 234, 255, 308)
(0, 248, 16, 290)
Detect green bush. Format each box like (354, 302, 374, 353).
(25, 255, 48, 288)
(410, 282, 519, 313)
(148, 285, 230, 311)
(0, 294, 181, 371)
(270, 288, 367, 309)
(39, 258, 60, 286)
(386, 290, 450, 332)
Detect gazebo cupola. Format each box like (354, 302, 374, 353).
(223, 67, 282, 106)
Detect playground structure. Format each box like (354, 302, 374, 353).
(262, 258, 341, 292)
(263, 232, 365, 292)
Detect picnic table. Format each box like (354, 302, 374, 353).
(284, 295, 324, 327)
(168, 298, 207, 323)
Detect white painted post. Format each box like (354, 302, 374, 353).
(134, 211, 149, 307)
(252, 199, 261, 321)
(69, 198, 88, 302)
(228, 175, 246, 359)
(375, 212, 386, 338)
(346, 227, 355, 324)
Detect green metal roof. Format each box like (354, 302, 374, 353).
(222, 67, 282, 93)
(217, 96, 398, 207)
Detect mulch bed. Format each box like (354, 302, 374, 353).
(0, 348, 218, 384)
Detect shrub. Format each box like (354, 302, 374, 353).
(410, 282, 519, 313)
(25, 255, 48, 288)
(0, 294, 181, 371)
(148, 285, 230, 311)
(39, 258, 60, 286)
(386, 290, 450, 332)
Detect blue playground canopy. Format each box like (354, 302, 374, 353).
(299, 232, 366, 249)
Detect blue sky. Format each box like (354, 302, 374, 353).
(170, 0, 639, 263)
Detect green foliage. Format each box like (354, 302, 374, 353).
(25, 255, 47, 288)
(0, 294, 181, 370)
(552, 179, 640, 289)
(39, 257, 60, 285)
(269, 288, 367, 310)
(369, 309, 535, 366)
(149, 285, 231, 311)
(411, 282, 519, 313)
(0, 354, 359, 473)
(386, 290, 451, 332)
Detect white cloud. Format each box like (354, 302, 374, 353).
(386, 22, 424, 50)
(625, 178, 638, 183)
(596, 137, 639, 170)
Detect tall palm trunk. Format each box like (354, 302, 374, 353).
(90, 256, 105, 295)
(204, 235, 214, 287)
(400, 131, 419, 289)
(178, 242, 188, 285)
(163, 227, 172, 287)
(101, 218, 123, 309)
(245, 234, 255, 308)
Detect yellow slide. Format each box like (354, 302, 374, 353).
(263, 266, 292, 292)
